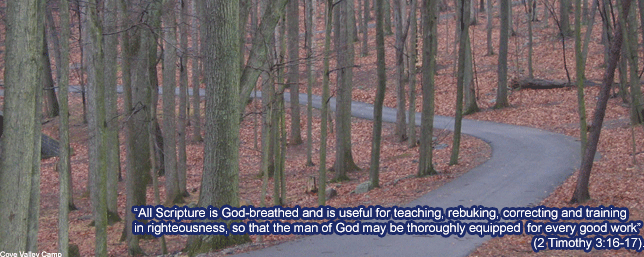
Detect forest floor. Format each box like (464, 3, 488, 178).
(14, 1, 644, 256)
(37, 94, 491, 256)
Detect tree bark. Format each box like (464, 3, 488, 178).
(42, 32, 60, 118)
(305, 0, 315, 166)
(178, 0, 190, 197)
(333, 0, 360, 182)
(394, 0, 407, 142)
(184, 1, 251, 254)
(571, 0, 631, 203)
(83, 0, 108, 254)
(190, 0, 203, 142)
(57, 0, 72, 255)
(370, 0, 387, 189)
(162, 0, 181, 205)
(486, 0, 494, 55)
(0, 0, 44, 252)
(319, 0, 334, 205)
(418, 0, 438, 177)
(287, 0, 303, 145)
(560, 0, 572, 36)
(121, 0, 152, 254)
(495, 0, 510, 108)
(407, 0, 418, 147)
(575, 0, 589, 157)
(103, 0, 121, 223)
(450, 0, 470, 166)
(361, 0, 369, 56)
(239, 0, 289, 113)
(626, 2, 643, 124)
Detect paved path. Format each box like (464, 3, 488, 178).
(53, 86, 580, 256)
(236, 92, 582, 256)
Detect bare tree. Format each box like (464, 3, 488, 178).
(184, 1, 251, 254)
(162, 0, 181, 204)
(450, 0, 471, 166)
(287, 0, 303, 145)
(495, 0, 510, 108)
(305, 0, 316, 166)
(83, 0, 109, 254)
(333, 0, 360, 182)
(0, 0, 44, 252)
(190, 0, 203, 142)
(571, 0, 631, 203)
(418, 0, 438, 177)
(58, 0, 73, 255)
(407, 0, 418, 147)
(370, 0, 387, 189)
(103, 0, 122, 223)
(319, 0, 334, 205)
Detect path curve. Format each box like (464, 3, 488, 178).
(236, 92, 581, 256)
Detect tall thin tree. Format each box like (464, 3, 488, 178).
(184, 1, 251, 254)
(450, 0, 471, 166)
(287, 0, 303, 145)
(0, 0, 44, 252)
(319, 0, 334, 205)
(58, 0, 72, 255)
(495, 0, 510, 108)
(333, 0, 360, 181)
(162, 0, 181, 204)
(370, 0, 387, 189)
(83, 0, 109, 254)
(305, 0, 316, 166)
(418, 0, 438, 177)
(571, 0, 631, 203)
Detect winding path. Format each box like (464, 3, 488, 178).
(237, 92, 582, 256)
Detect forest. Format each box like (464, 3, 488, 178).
(0, 0, 643, 256)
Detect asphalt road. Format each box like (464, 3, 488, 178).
(235, 92, 581, 256)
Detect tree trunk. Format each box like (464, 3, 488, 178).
(495, 0, 510, 108)
(45, 2, 62, 84)
(361, 0, 369, 56)
(184, 1, 251, 254)
(560, 0, 572, 36)
(319, 0, 333, 205)
(239, 0, 289, 113)
(370, 0, 387, 189)
(627, 2, 643, 124)
(333, 0, 360, 182)
(190, 0, 203, 142)
(407, 0, 418, 147)
(394, 0, 407, 142)
(150, 2, 164, 179)
(528, 0, 534, 78)
(162, 0, 181, 205)
(83, 0, 108, 254)
(418, 0, 438, 177)
(575, 0, 589, 157)
(0, 0, 43, 252)
(384, 0, 393, 34)
(463, 33, 479, 114)
(121, 0, 152, 254)
(571, 0, 631, 203)
(178, 0, 190, 197)
(103, 0, 121, 223)
(287, 0, 303, 145)
(486, 0, 494, 55)
(305, 0, 315, 166)
(58, 0, 72, 255)
(42, 32, 60, 118)
(450, 0, 470, 166)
